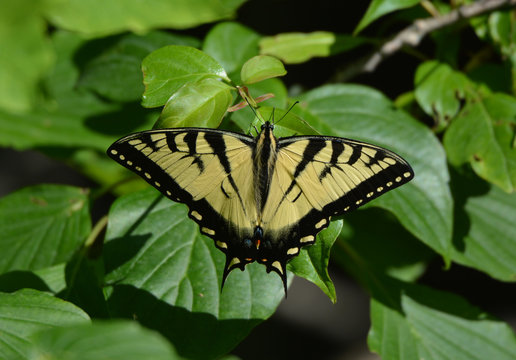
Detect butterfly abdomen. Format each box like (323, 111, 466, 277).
(253, 122, 278, 214)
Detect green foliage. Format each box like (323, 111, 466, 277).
(31, 321, 183, 360)
(1, 1, 516, 359)
(240, 55, 287, 84)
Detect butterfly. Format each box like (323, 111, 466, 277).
(107, 121, 414, 294)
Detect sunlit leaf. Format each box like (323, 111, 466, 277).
(240, 55, 287, 84)
(155, 78, 233, 128)
(44, 0, 246, 35)
(142, 45, 230, 108)
(355, 0, 420, 34)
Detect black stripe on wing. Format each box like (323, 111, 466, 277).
(107, 129, 254, 253)
(277, 135, 414, 242)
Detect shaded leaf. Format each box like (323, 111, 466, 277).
(31, 320, 183, 360)
(104, 189, 285, 359)
(63, 254, 110, 318)
(336, 207, 434, 282)
(240, 55, 287, 84)
(0, 185, 90, 274)
(450, 169, 516, 281)
(155, 78, 233, 129)
(0, 31, 157, 152)
(142, 45, 230, 108)
(78, 31, 200, 102)
(486, 10, 516, 94)
(288, 220, 343, 303)
(295, 84, 453, 260)
(0, 289, 89, 360)
(368, 296, 418, 359)
(444, 92, 516, 193)
(355, 0, 420, 34)
(44, 0, 246, 36)
(368, 278, 516, 360)
(203, 22, 260, 81)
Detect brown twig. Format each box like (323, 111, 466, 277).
(334, 0, 516, 82)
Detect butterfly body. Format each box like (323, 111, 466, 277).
(108, 121, 414, 293)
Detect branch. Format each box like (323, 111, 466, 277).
(334, 0, 516, 82)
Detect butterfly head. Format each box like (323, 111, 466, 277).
(260, 121, 274, 132)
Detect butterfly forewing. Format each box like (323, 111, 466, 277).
(108, 129, 259, 254)
(259, 135, 414, 261)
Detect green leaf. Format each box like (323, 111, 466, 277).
(450, 170, 516, 281)
(203, 22, 260, 81)
(232, 106, 318, 138)
(229, 78, 288, 131)
(368, 279, 516, 360)
(0, 31, 158, 152)
(354, 0, 420, 34)
(0, 271, 52, 293)
(444, 92, 516, 193)
(31, 320, 183, 360)
(63, 255, 110, 319)
(368, 296, 419, 359)
(468, 63, 512, 93)
(295, 84, 453, 261)
(104, 189, 286, 359)
(0, 185, 91, 275)
(43, 0, 246, 36)
(78, 31, 200, 103)
(155, 78, 233, 129)
(0, 107, 118, 151)
(487, 11, 516, 93)
(414, 61, 474, 123)
(240, 55, 287, 85)
(0, 289, 90, 360)
(142, 45, 230, 108)
(288, 220, 343, 303)
(34, 263, 67, 293)
(0, 0, 53, 112)
(336, 207, 434, 282)
(259, 31, 336, 64)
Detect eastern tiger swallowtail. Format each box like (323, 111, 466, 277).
(107, 121, 413, 294)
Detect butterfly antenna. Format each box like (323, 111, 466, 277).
(274, 101, 299, 126)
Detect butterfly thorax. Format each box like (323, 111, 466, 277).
(253, 121, 278, 216)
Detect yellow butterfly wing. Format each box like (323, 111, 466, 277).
(259, 135, 414, 276)
(108, 128, 259, 257)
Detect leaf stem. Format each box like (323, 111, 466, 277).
(85, 215, 109, 248)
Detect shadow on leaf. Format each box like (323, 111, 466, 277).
(108, 284, 261, 360)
